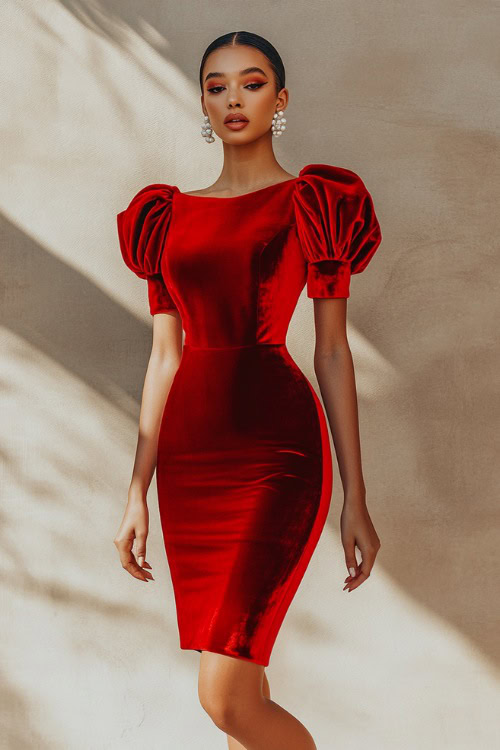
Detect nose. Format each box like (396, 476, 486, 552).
(227, 92, 242, 108)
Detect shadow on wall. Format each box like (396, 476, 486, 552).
(0, 664, 50, 749)
(1, 214, 153, 413)
(3, 1, 500, 744)
(0, 214, 184, 747)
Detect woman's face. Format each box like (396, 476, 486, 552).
(200, 45, 288, 144)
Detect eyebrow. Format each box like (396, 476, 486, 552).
(204, 67, 268, 83)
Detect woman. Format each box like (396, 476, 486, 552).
(114, 30, 382, 750)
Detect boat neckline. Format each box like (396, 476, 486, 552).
(174, 175, 299, 201)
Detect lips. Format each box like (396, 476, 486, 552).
(224, 115, 249, 123)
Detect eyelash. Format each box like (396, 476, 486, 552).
(207, 83, 265, 94)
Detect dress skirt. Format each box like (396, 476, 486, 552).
(155, 343, 333, 666)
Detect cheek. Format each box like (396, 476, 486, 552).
(250, 96, 276, 124)
(208, 101, 225, 119)
(257, 87, 276, 108)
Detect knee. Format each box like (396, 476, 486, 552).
(200, 696, 237, 732)
(198, 690, 242, 732)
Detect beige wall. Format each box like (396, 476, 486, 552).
(1, 1, 499, 748)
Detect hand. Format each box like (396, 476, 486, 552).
(113, 495, 154, 583)
(340, 498, 381, 592)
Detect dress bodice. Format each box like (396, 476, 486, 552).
(117, 164, 382, 348)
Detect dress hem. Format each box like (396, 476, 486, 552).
(180, 643, 270, 667)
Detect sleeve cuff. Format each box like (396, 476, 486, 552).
(147, 276, 178, 315)
(306, 260, 351, 299)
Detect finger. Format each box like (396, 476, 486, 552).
(344, 551, 376, 591)
(344, 566, 358, 581)
(114, 533, 134, 566)
(138, 564, 154, 581)
(344, 570, 369, 591)
(129, 547, 154, 580)
(136, 533, 147, 570)
(126, 552, 154, 581)
(122, 548, 149, 581)
(115, 538, 150, 582)
(124, 559, 151, 582)
(344, 566, 360, 581)
(343, 541, 358, 582)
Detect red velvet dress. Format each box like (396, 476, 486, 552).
(117, 163, 382, 666)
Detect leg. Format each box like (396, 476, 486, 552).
(226, 670, 271, 750)
(198, 651, 316, 750)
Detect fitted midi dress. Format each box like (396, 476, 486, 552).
(117, 163, 382, 666)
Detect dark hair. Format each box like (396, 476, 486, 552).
(199, 31, 285, 94)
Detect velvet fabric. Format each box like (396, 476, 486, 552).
(116, 163, 382, 665)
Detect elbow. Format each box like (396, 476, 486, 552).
(313, 353, 330, 382)
(149, 347, 182, 373)
(313, 340, 351, 374)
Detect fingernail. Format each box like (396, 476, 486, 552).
(138, 556, 144, 568)
(349, 567, 356, 577)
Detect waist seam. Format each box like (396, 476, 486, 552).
(183, 342, 286, 351)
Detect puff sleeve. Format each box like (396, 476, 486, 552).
(116, 183, 178, 315)
(292, 164, 382, 299)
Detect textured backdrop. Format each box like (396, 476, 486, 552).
(1, 1, 499, 748)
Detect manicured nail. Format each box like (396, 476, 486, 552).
(349, 567, 356, 578)
(138, 556, 144, 568)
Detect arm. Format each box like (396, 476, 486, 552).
(312, 297, 381, 592)
(114, 310, 183, 582)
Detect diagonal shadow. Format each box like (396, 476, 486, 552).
(1, 213, 152, 415)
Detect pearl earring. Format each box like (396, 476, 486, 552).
(201, 114, 215, 143)
(271, 110, 286, 137)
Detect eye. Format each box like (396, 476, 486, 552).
(206, 82, 266, 94)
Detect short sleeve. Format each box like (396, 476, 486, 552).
(292, 164, 382, 299)
(116, 183, 178, 315)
